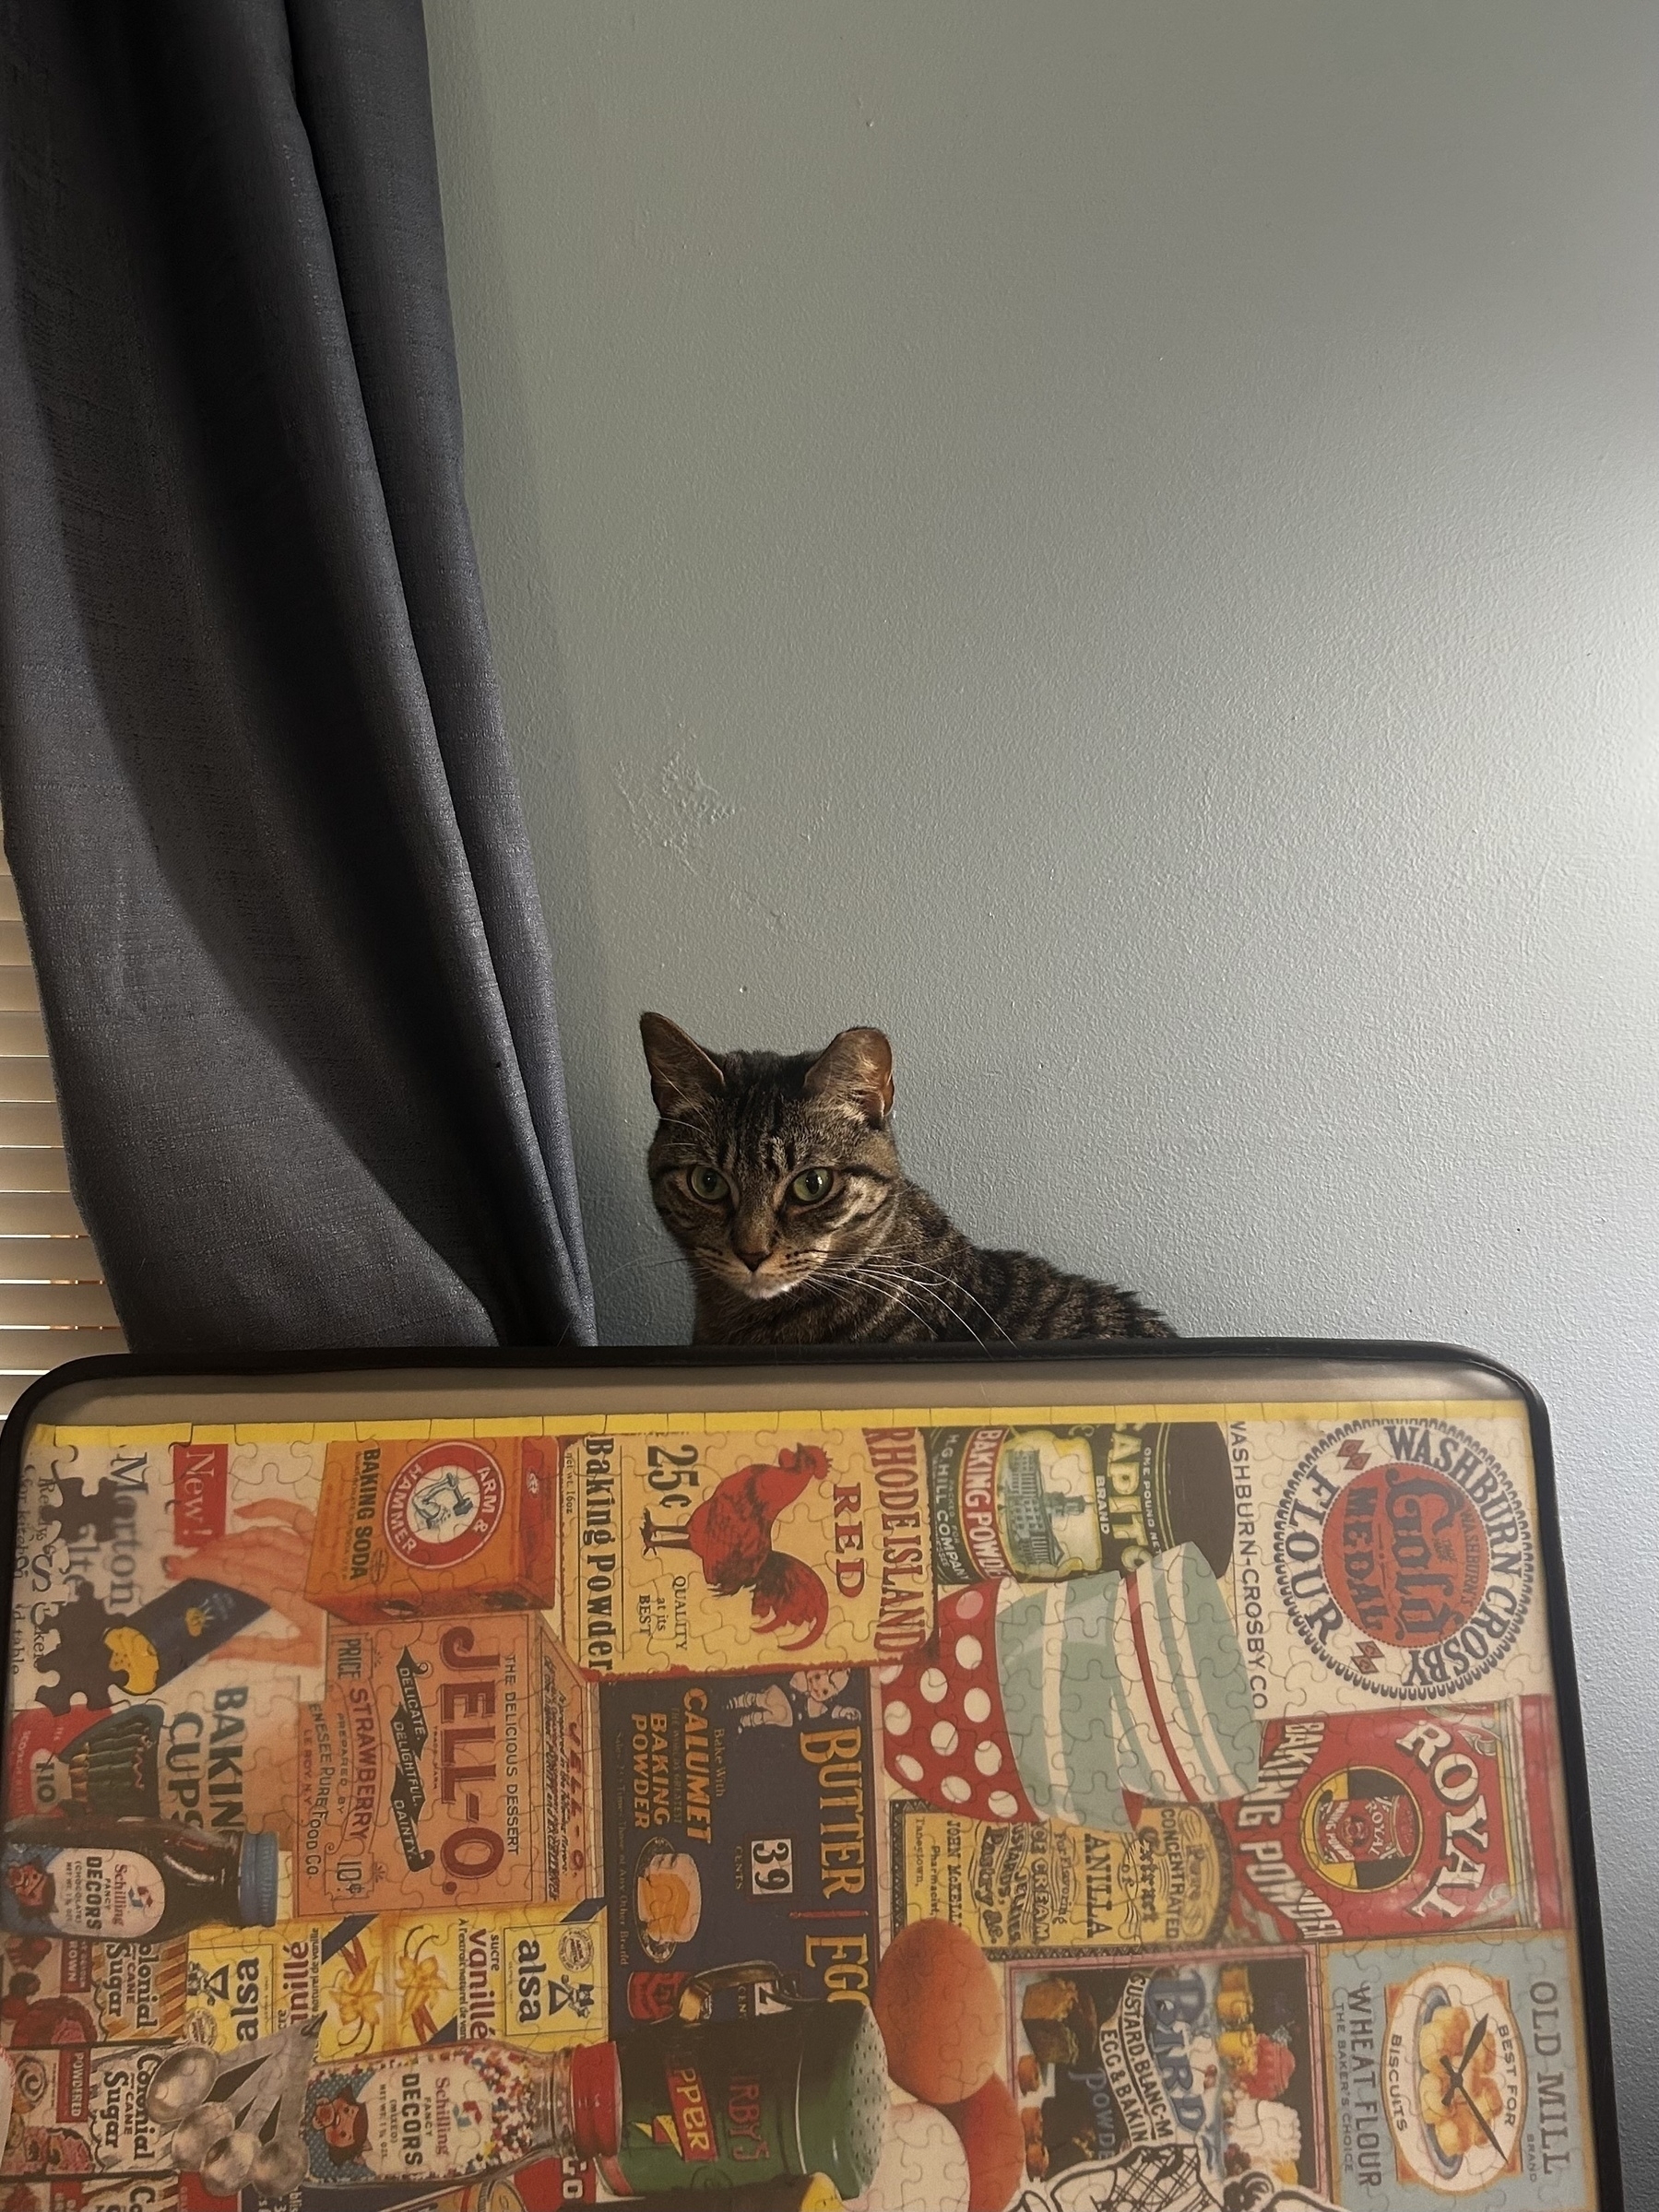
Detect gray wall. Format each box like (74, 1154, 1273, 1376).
(425, 0, 1658, 2167)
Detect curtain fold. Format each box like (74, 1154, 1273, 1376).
(0, 0, 594, 1352)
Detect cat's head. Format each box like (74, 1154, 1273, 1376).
(641, 1012, 901, 1302)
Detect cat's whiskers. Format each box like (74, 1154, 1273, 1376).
(586, 1251, 708, 1291)
(598, 1241, 706, 1274)
(657, 1109, 722, 1151)
(807, 1222, 1013, 1341)
(841, 1269, 952, 1342)
(801, 1256, 912, 1319)
(874, 1256, 1018, 1345)
(814, 1258, 991, 1350)
(872, 1272, 991, 1349)
(869, 1270, 989, 1349)
(871, 1261, 1012, 1348)
(572, 1250, 716, 1331)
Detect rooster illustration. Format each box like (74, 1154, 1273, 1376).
(640, 1443, 831, 1650)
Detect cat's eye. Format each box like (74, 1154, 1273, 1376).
(687, 1165, 729, 1203)
(788, 1167, 835, 1205)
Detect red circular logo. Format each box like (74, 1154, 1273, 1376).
(1321, 1461, 1489, 1649)
(383, 1442, 505, 1569)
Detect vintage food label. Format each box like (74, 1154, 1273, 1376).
(926, 1421, 1235, 1584)
(1226, 1412, 1551, 1716)
(1009, 1949, 1327, 2196)
(0, 1844, 172, 1942)
(0, 1935, 187, 2046)
(294, 1616, 597, 1915)
(890, 1800, 1229, 1957)
(184, 1903, 604, 2058)
(1223, 1697, 1564, 1946)
(1322, 1932, 1594, 2207)
(558, 1425, 933, 1674)
(599, 1669, 880, 2025)
(0, 2185, 181, 2211)
(297, 2043, 546, 2185)
(305, 1437, 560, 1625)
(0, 2044, 175, 2176)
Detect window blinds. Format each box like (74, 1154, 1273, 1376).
(0, 848, 124, 1407)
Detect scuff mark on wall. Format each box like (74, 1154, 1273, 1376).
(614, 745, 737, 872)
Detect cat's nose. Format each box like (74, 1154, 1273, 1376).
(733, 1242, 770, 1271)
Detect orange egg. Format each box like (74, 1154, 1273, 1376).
(942, 2074, 1026, 2212)
(873, 1919, 1002, 2105)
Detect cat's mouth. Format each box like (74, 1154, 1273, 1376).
(719, 1253, 820, 1300)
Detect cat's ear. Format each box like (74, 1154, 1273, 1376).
(804, 1027, 895, 1126)
(640, 1012, 726, 1116)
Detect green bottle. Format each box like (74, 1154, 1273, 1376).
(281, 1992, 887, 2198)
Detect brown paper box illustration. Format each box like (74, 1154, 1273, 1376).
(304, 1437, 560, 1624)
(294, 1615, 598, 1916)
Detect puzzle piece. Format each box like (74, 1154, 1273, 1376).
(30, 1579, 124, 1711)
(27, 1573, 278, 1720)
(0, 1899, 186, 2042)
(38, 1473, 136, 1547)
(228, 1437, 326, 1513)
(5, 1658, 308, 1840)
(598, 1668, 878, 2036)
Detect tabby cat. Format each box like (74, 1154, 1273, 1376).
(641, 1012, 1173, 1346)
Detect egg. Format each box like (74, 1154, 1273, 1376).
(873, 1919, 1002, 2105)
(861, 2100, 969, 2212)
(942, 2075, 1026, 2212)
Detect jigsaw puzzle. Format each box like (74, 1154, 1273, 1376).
(38, 1477, 137, 1551)
(0, 1374, 1607, 2210)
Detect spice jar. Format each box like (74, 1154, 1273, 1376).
(0, 1816, 279, 1941)
(147, 1965, 890, 2201)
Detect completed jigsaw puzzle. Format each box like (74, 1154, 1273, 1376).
(0, 1378, 1606, 2211)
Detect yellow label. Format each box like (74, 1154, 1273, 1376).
(893, 1803, 1227, 1956)
(557, 1424, 933, 1674)
(184, 1906, 605, 2057)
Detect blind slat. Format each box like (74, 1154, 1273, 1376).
(0, 1192, 91, 1235)
(0, 1062, 57, 1105)
(0, 1324, 124, 1363)
(0, 1152, 70, 1193)
(0, 1282, 119, 1325)
(0, 828, 124, 1368)
(0, 1011, 47, 1056)
(0, 1235, 105, 1280)
(0, 1103, 63, 1145)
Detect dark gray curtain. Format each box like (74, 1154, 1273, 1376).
(0, 0, 594, 1351)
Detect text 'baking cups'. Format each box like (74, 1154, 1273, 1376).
(879, 1544, 1261, 1830)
